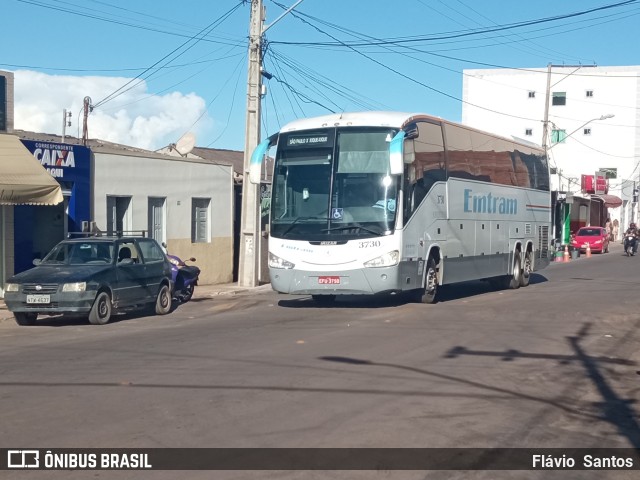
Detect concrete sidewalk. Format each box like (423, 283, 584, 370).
(0, 282, 272, 324)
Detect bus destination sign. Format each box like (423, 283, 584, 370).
(287, 134, 330, 147)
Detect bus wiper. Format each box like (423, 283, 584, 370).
(280, 216, 324, 237)
(322, 224, 383, 236)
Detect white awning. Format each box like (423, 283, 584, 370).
(0, 134, 63, 205)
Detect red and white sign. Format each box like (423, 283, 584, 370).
(581, 173, 608, 194)
(595, 173, 607, 195)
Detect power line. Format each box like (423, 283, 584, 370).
(205, 59, 246, 148)
(0, 52, 244, 74)
(273, 4, 543, 122)
(268, 4, 638, 80)
(268, 1, 640, 130)
(182, 55, 246, 136)
(444, 0, 593, 63)
(266, 48, 390, 111)
(92, 2, 244, 109)
(270, 0, 638, 47)
(15, 0, 245, 48)
(98, 51, 245, 113)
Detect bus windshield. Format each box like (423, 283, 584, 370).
(270, 127, 399, 240)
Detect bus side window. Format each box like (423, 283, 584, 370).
(403, 121, 446, 224)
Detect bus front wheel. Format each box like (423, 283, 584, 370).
(416, 257, 439, 304)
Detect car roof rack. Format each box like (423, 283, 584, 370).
(67, 230, 148, 239)
(67, 231, 103, 238)
(112, 230, 148, 238)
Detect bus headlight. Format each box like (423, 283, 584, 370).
(269, 253, 295, 269)
(363, 250, 399, 268)
(62, 282, 86, 292)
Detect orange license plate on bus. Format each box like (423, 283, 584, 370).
(318, 276, 340, 285)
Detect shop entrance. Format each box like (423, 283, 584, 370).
(14, 200, 66, 273)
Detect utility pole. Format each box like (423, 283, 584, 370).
(238, 0, 304, 287)
(542, 64, 588, 151)
(541, 63, 552, 152)
(542, 64, 590, 245)
(238, 0, 265, 287)
(61, 109, 72, 143)
(82, 96, 92, 147)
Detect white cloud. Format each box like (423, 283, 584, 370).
(13, 70, 213, 151)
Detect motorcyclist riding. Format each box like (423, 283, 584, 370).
(624, 222, 638, 255)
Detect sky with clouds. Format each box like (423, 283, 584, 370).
(14, 70, 211, 150)
(3, 0, 640, 152)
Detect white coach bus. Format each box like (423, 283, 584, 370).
(249, 111, 551, 304)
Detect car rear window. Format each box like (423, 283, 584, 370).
(577, 228, 601, 236)
(42, 242, 115, 265)
(138, 239, 165, 263)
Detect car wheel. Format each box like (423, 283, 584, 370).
(89, 291, 112, 325)
(520, 250, 532, 287)
(14, 312, 37, 326)
(155, 284, 171, 315)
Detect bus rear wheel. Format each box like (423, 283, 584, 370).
(507, 254, 522, 289)
(491, 254, 522, 290)
(520, 250, 532, 287)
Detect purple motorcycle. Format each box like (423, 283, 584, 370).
(164, 245, 200, 302)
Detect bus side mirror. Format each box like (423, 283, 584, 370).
(389, 131, 405, 175)
(249, 139, 271, 184)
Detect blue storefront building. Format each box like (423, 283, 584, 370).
(14, 140, 91, 273)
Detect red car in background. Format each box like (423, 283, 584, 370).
(570, 226, 610, 253)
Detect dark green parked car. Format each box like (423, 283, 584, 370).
(4, 236, 173, 326)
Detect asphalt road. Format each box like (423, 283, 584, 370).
(1, 244, 639, 479)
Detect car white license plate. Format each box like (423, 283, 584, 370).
(318, 276, 340, 285)
(26, 294, 50, 304)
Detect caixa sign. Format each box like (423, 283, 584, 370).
(31, 142, 75, 178)
(581, 173, 607, 195)
(20, 139, 90, 182)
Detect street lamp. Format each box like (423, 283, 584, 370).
(547, 114, 614, 151)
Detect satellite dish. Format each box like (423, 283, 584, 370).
(175, 132, 196, 156)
